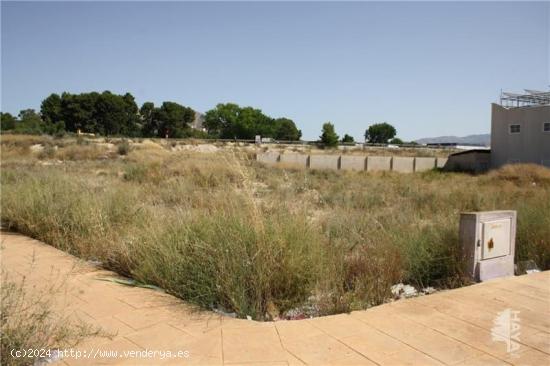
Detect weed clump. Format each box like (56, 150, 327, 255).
(38, 145, 57, 160)
(117, 140, 131, 155)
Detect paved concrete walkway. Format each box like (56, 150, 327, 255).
(2, 231, 549, 365)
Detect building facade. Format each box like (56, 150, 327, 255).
(490, 91, 550, 168)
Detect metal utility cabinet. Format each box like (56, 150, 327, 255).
(459, 211, 517, 282)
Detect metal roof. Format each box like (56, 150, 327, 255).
(500, 89, 550, 108)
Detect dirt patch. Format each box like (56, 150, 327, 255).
(171, 144, 219, 153)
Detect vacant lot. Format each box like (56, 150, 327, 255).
(2, 134, 549, 320)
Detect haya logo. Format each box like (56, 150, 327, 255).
(491, 308, 521, 354)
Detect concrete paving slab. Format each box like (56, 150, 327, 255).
(222, 326, 287, 364)
(412, 295, 550, 353)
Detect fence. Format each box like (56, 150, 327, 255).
(257, 152, 448, 173)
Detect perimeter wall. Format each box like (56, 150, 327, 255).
(257, 152, 447, 173)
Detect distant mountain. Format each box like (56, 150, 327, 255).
(415, 134, 490, 146)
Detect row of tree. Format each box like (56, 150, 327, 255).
(0, 91, 302, 140)
(1, 91, 406, 145)
(320, 122, 403, 147)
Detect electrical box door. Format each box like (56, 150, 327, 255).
(481, 219, 511, 260)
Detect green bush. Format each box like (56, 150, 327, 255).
(117, 140, 131, 155)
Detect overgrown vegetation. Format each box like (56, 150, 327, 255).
(2, 135, 549, 320)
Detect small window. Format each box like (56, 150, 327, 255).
(544, 122, 550, 133)
(509, 124, 521, 134)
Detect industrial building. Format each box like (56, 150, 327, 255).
(446, 90, 550, 172)
(491, 90, 550, 168)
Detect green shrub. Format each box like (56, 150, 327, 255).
(117, 140, 130, 155)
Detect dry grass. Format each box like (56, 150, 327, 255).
(56, 144, 109, 161)
(1, 135, 549, 321)
(0, 271, 106, 366)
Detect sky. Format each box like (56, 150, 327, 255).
(1, 1, 548, 141)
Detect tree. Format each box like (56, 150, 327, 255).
(59, 92, 99, 133)
(140, 102, 156, 137)
(341, 134, 355, 143)
(94, 91, 131, 135)
(365, 122, 396, 143)
(154, 101, 195, 138)
(1, 112, 17, 131)
(320, 122, 339, 148)
(86, 91, 140, 136)
(40, 91, 141, 135)
(389, 137, 404, 145)
(237, 106, 270, 139)
(203, 103, 291, 140)
(15, 109, 47, 134)
(122, 93, 140, 136)
(204, 103, 241, 138)
(40, 93, 63, 124)
(274, 118, 301, 141)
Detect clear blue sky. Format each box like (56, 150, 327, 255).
(2, 1, 548, 141)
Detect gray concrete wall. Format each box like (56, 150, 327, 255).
(279, 153, 309, 168)
(392, 157, 415, 173)
(366, 156, 392, 172)
(491, 104, 550, 168)
(415, 157, 436, 172)
(340, 155, 367, 171)
(257, 152, 441, 173)
(257, 151, 280, 165)
(309, 155, 340, 170)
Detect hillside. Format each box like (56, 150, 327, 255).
(415, 134, 490, 146)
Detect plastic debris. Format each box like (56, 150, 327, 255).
(422, 286, 437, 295)
(391, 283, 418, 299)
(212, 307, 237, 318)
